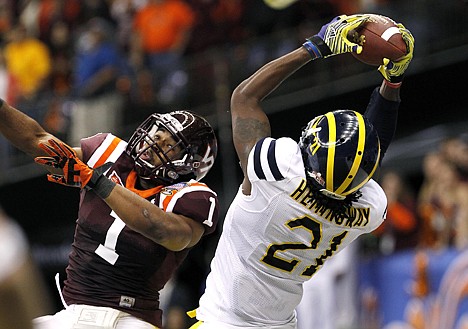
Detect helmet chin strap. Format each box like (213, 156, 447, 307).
(137, 165, 180, 185)
(167, 170, 179, 180)
(319, 189, 346, 200)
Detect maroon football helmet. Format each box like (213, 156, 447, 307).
(126, 111, 217, 185)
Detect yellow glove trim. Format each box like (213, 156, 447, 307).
(323, 14, 370, 56)
(378, 23, 415, 81)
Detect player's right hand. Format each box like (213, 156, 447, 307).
(35, 140, 115, 198)
(35, 139, 88, 187)
(35, 139, 106, 189)
(378, 24, 414, 83)
(303, 14, 370, 58)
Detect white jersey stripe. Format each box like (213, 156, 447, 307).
(88, 134, 116, 167)
(166, 185, 217, 213)
(107, 140, 128, 163)
(87, 134, 126, 167)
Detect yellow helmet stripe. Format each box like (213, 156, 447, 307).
(335, 111, 366, 195)
(325, 112, 336, 192)
(342, 139, 381, 196)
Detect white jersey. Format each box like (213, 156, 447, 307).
(197, 137, 387, 328)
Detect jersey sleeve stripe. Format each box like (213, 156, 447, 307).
(88, 134, 117, 167)
(252, 138, 284, 181)
(94, 138, 123, 167)
(165, 185, 216, 213)
(267, 140, 284, 181)
(107, 140, 128, 164)
(253, 138, 267, 180)
(87, 134, 126, 168)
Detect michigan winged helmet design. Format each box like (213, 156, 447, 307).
(299, 109, 380, 200)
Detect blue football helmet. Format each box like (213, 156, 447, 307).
(299, 110, 380, 200)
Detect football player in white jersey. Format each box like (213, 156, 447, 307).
(191, 14, 414, 328)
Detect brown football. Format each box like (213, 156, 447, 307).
(349, 14, 408, 66)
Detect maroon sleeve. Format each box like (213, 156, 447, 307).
(80, 133, 110, 162)
(171, 189, 219, 236)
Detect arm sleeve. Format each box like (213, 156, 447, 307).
(364, 87, 400, 159)
(247, 137, 304, 183)
(168, 186, 219, 236)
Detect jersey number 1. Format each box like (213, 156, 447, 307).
(95, 210, 125, 265)
(95, 198, 217, 264)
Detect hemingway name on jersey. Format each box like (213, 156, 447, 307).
(290, 179, 370, 228)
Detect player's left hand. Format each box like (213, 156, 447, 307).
(303, 14, 370, 58)
(378, 24, 414, 83)
(35, 139, 112, 189)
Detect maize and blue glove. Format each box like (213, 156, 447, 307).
(378, 24, 415, 83)
(302, 14, 370, 59)
(35, 139, 115, 198)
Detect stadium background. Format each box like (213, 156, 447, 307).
(0, 0, 467, 328)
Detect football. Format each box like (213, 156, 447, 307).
(348, 14, 408, 66)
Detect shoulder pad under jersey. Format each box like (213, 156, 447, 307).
(157, 181, 219, 235)
(247, 137, 304, 182)
(81, 133, 128, 168)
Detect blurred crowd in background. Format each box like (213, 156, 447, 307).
(0, 0, 359, 145)
(1, 0, 461, 144)
(364, 135, 468, 255)
(1, 0, 468, 328)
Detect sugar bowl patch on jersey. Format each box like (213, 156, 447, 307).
(157, 180, 219, 234)
(247, 137, 305, 182)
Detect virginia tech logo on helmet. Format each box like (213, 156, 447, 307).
(198, 145, 215, 175)
(126, 111, 217, 184)
(162, 113, 184, 132)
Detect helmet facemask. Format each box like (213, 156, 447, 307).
(126, 111, 217, 185)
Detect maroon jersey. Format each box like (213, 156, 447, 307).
(62, 133, 219, 327)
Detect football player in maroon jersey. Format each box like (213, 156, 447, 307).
(0, 99, 219, 329)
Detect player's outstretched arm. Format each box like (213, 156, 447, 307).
(105, 183, 206, 251)
(364, 24, 414, 159)
(231, 14, 369, 194)
(35, 139, 206, 251)
(0, 99, 83, 163)
(230, 47, 312, 177)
